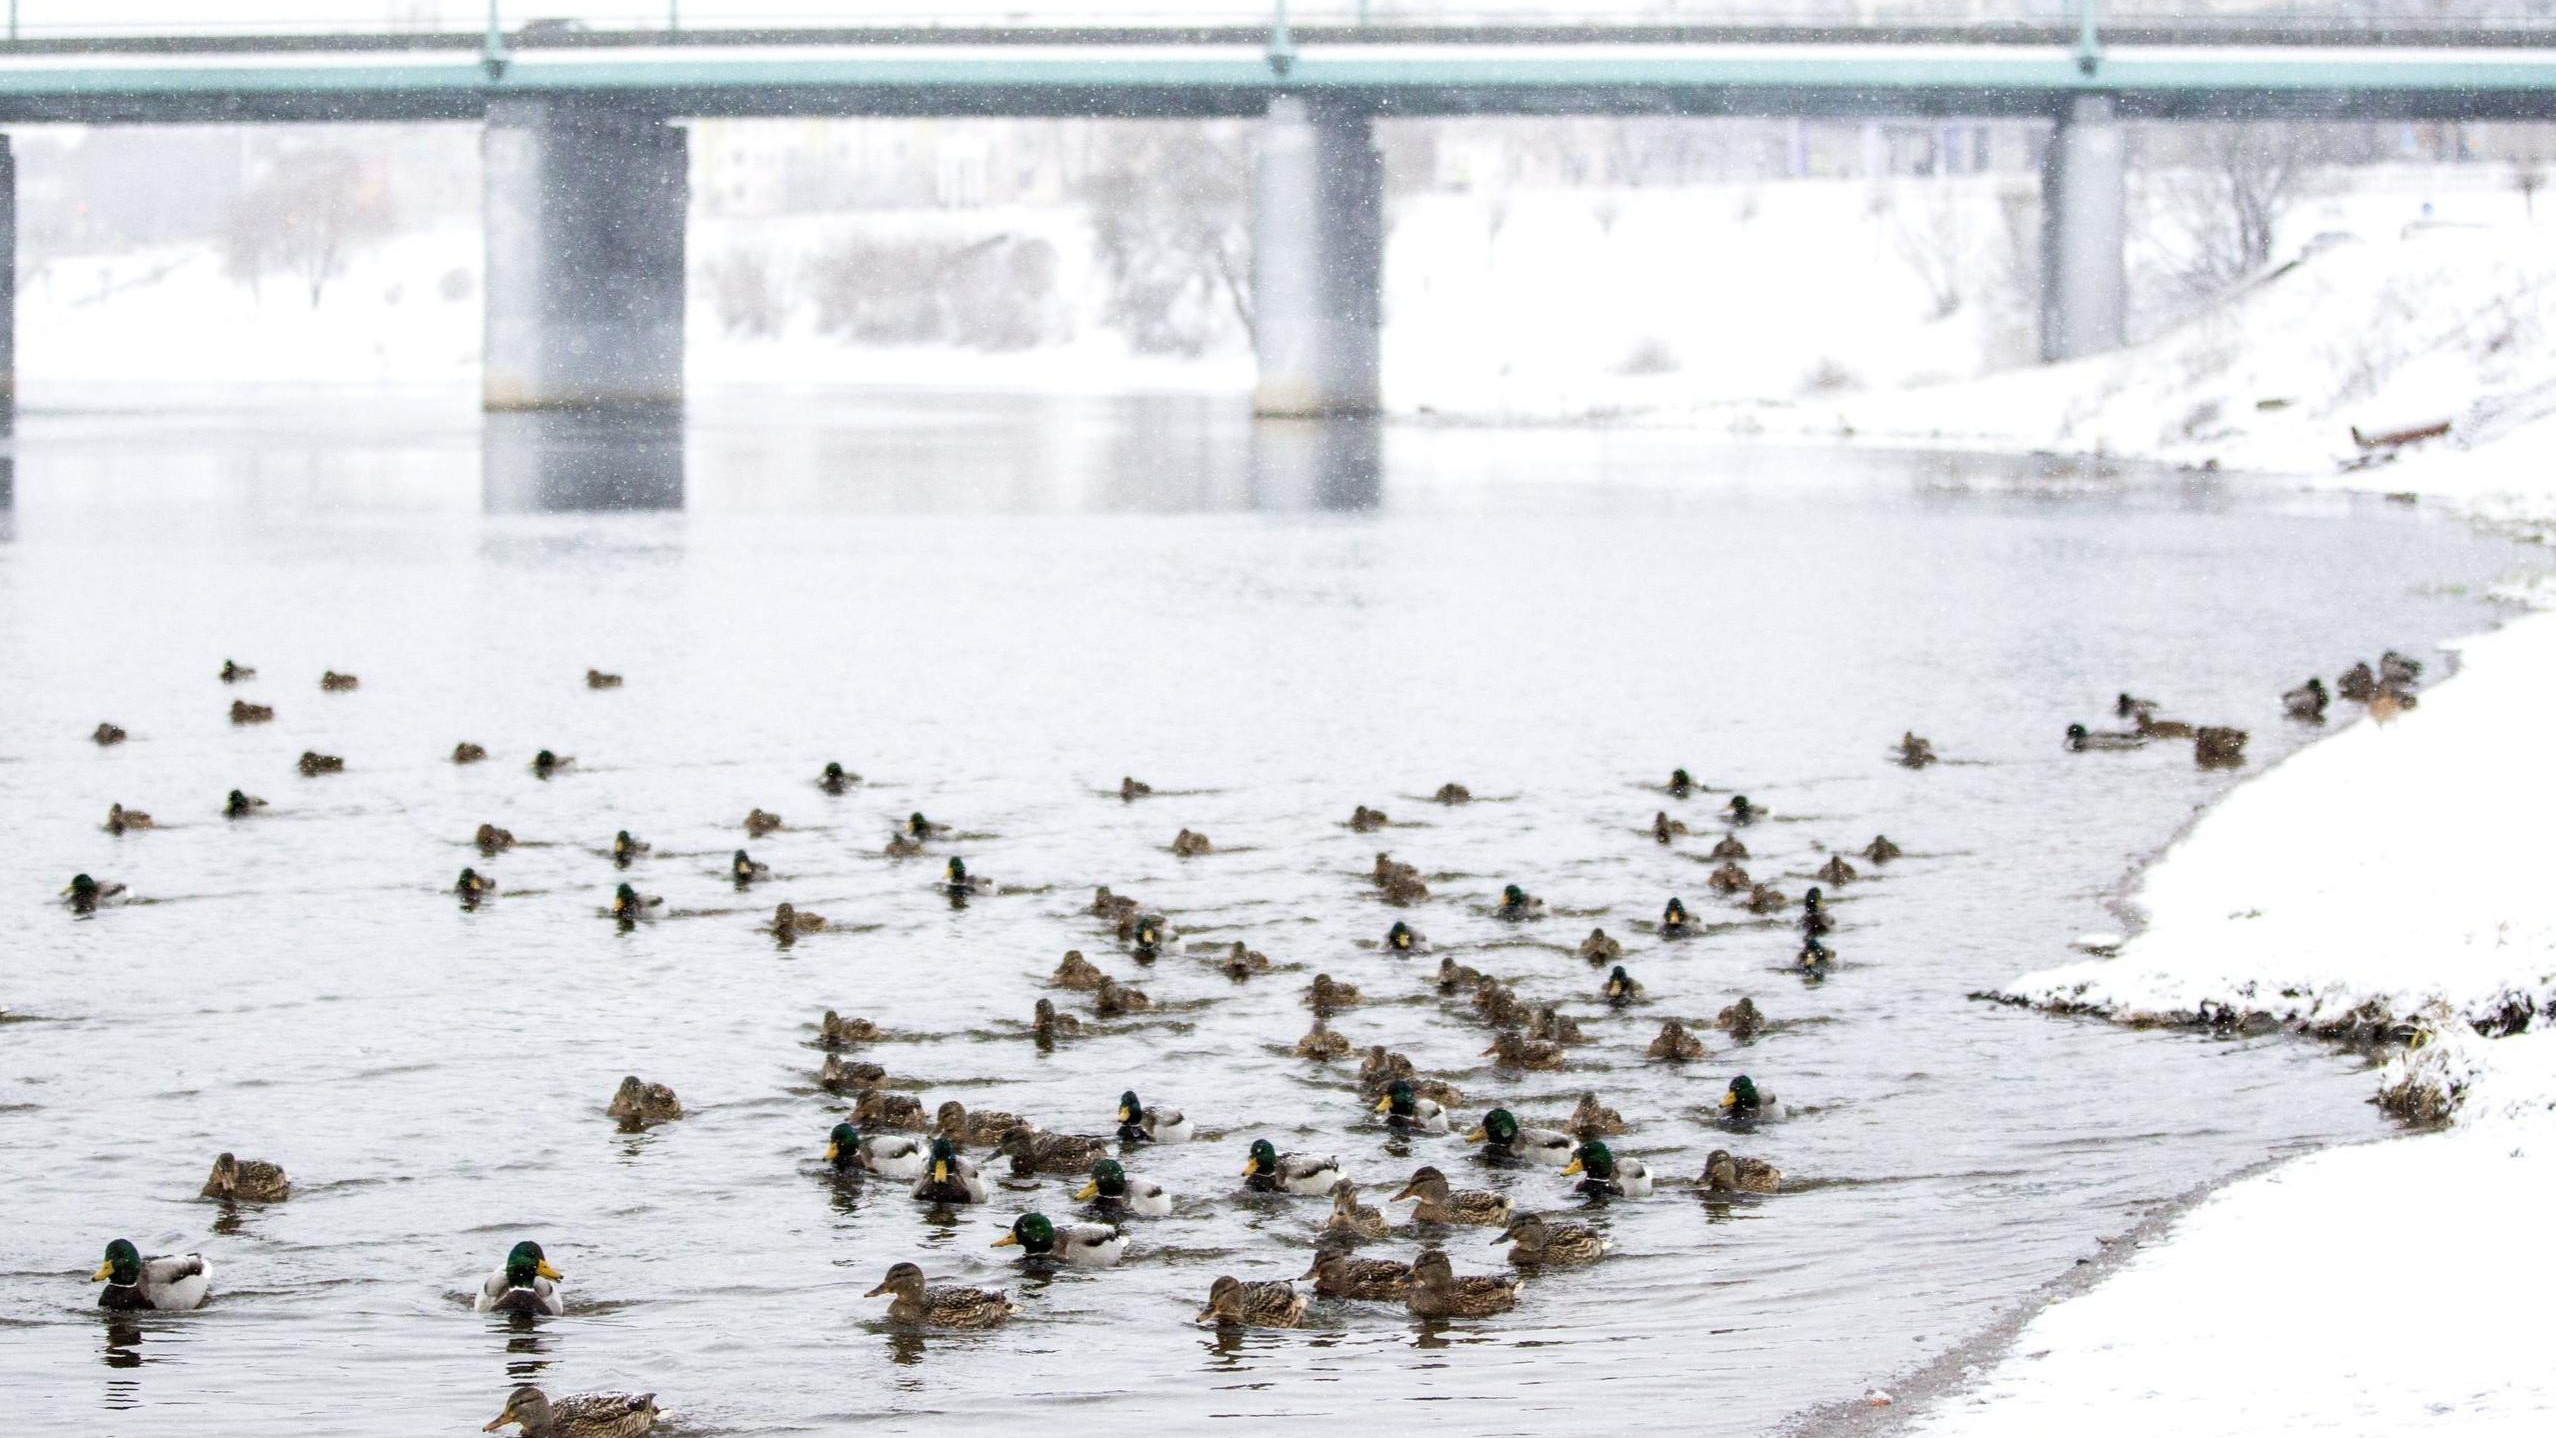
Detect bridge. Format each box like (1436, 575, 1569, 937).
(5, 4, 2555, 415)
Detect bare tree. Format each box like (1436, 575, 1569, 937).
(1889, 181, 1973, 320)
(706, 245, 785, 337)
(2514, 162, 2547, 221)
(1078, 121, 1255, 356)
(2140, 122, 2323, 296)
(220, 150, 395, 306)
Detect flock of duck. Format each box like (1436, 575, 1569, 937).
(49, 648, 2424, 1436)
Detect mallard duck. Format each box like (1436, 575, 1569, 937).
(2284, 677, 2329, 720)
(319, 670, 360, 691)
(1603, 965, 1644, 1007)
(1434, 960, 1481, 997)
(1652, 811, 1688, 845)
(1380, 870, 1429, 906)
(62, 874, 124, 913)
(104, 804, 153, 835)
(1171, 828, 1212, 856)
(1495, 884, 1545, 920)
(911, 1138, 991, 1205)
(864, 1260, 1011, 1326)
(1434, 782, 1473, 805)
(1707, 861, 1752, 894)
(476, 823, 517, 856)
(1576, 928, 1623, 965)
(2116, 692, 2159, 719)
(1567, 1092, 1627, 1138)
(1295, 1018, 1350, 1060)
(769, 903, 825, 937)
(2195, 726, 2250, 767)
(93, 722, 129, 746)
(1307, 974, 1361, 1014)
(1660, 896, 1696, 937)
(609, 884, 660, 921)
(1667, 767, 1696, 798)
(2371, 685, 2414, 722)
(828, 1121, 924, 1181)
(585, 668, 623, 690)
(1485, 1031, 1566, 1071)
(1861, 834, 1902, 864)
(1118, 775, 1152, 800)
(1126, 912, 1169, 960)
(1001, 1126, 1108, 1177)
(1562, 1140, 1653, 1198)
(1528, 1006, 1585, 1045)
(818, 1008, 880, 1046)
(201, 1151, 288, 1203)
(744, 809, 783, 838)
(1743, 883, 1788, 915)
(1050, 950, 1107, 990)
(1718, 1075, 1772, 1122)
(884, 833, 924, 858)
(531, 749, 573, 778)
(1797, 940, 1834, 971)
(1476, 982, 1527, 1030)
(904, 812, 951, 840)
(1243, 1139, 1340, 1195)
(1403, 1247, 1520, 1318)
(610, 830, 648, 865)
(1302, 1248, 1410, 1300)
(93, 1240, 209, 1312)
(297, 751, 344, 775)
(1198, 1275, 1305, 1328)
(1117, 1089, 1192, 1144)
(1815, 855, 1858, 886)
(229, 699, 273, 725)
(1324, 1179, 1389, 1239)
(1896, 732, 1938, 768)
(1349, 804, 1390, 831)
(1648, 1019, 1706, 1061)
(728, 849, 769, 886)
(1390, 1165, 1510, 1226)
(818, 761, 859, 794)
(1715, 996, 1765, 1039)
(1388, 921, 1427, 953)
(1034, 998, 1083, 1041)
(1078, 1157, 1173, 1216)
(820, 1055, 886, 1093)
(455, 867, 496, 902)
(1725, 794, 1760, 824)
(1374, 1078, 1449, 1134)
(220, 659, 256, 683)
(1496, 1214, 1608, 1266)
(473, 1240, 565, 1316)
(1703, 1148, 1783, 1194)
(481, 1385, 661, 1437)
(938, 1101, 1027, 1148)
(2381, 650, 2424, 687)
(1469, 1108, 1574, 1166)
(993, 1212, 1126, 1267)
(1801, 889, 1835, 936)
(1094, 977, 1152, 1016)
(2065, 723, 2145, 752)
(1357, 1046, 1415, 1095)
(453, 742, 488, 763)
(943, 856, 991, 896)
(854, 1088, 927, 1130)
(607, 1076, 681, 1125)
(1220, 942, 1271, 979)
(224, 789, 266, 819)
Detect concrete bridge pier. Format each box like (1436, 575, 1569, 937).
(2039, 94, 2127, 362)
(1252, 96, 1384, 418)
(1, 133, 16, 413)
(482, 100, 687, 411)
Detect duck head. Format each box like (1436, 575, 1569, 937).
(1242, 1138, 1283, 1180)
(66, 873, 100, 901)
(1116, 1090, 1145, 1125)
(1468, 1107, 1522, 1147)
(825, 1122, 860, 1166)
(1501, 884, 1529, 908)
(1561, 1140, 1616, 1180)
(483, 1386, 554, 1434)
(93, 1238, 142, 1286)
(1495, 1214, 1549, 1248)
(612, 882, 642, 915)
(1722, 1075, 1763, 1111)
(1373, 1079, 1424, 1120)
(731, 849, 756, 879)
(907, 812, 931, 837)
(1605, 965, 1637, 1000)
(944, 857, 969, 885)
(993, 1213, 1056, 1254)
(1669, 767, 1693, 791)
(1663, 897, 1690, 925)
(1387, 921, 1416, 950)
(864, 1261, 926, 1300)
(503, 1240, 562, 1288)
(927, 1136, 962, 1185)
(1390, 1166, 1447, 1204)
(1078, 1157, 1128, 1201)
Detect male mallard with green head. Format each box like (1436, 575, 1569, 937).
(1496, 1214, 1608, 1266)
(1403, 1247, 1520, 1318)
(1468, 1108, 1573, 1166)
(1387, 920, 1427, 953)
(224, 789, 266, 819)
(93, 1239, 209, 1311)
(610, 830, 648, 866)
(1667, 767, 1696, 798)
(2284, 677, 2329, 721)
(2064, 722, 2145, 752)
(62, 874, 124, 914)
(1079, 1157, 1173, 1216)
(481, 1385, 661, 1438)
(1725, 794, 1760, 824)
(1302, 1247, 1410, 1300)
(1797, 940, 1834, 972)
(818, 761, 858, 794)
(1495, 883, 1545, 920)
(1374, 1078, 1449, 1134)
(1198, 1275, 1305, 1328)
(1562, 1140, 1654, 1198)
(1703, 1149, 1783, 1194)
(1603, 965, 1644, 1007)
(864, 1260, 1012, 1327)
(905, 812, 951, 840)
(609, 884, 660, 922)
(993, 1212, 1126, 1267)
(1717, 1075, 1773, 1124)
(1648, 1019, 1705, 1062)
(730, 849, 768, 886)
(474, 1240, 565, 1316)
(911, 1137, 991, 1205)
(943, 856, 991, 896)
(828, 1121, 924, 1181)
(606, 1076, 680, 1126)
(1243, 1139, 1340, 1195)
(455, 868, 496, 904)
(201, 1151, 289, 1203)
(1660, 896, 1696, 938)
(1390, 1165, 1509, 1226)
(220, 659, 256, 683)
(531, 749, 572, 778)
(1117, 1089, 1192, 1144)
(1801, 887, 1835, 936)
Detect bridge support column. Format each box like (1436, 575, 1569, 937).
(2039, 94, 2126, 362)
(2, 133, 16, 413)
(1252, 97, 1382, 418)
(482, 100, 686, 411)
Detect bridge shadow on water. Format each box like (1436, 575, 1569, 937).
(482, 405, 685, 514)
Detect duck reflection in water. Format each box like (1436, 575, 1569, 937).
(100, 1313, 144, 1374)
(503, 1321, 556, 1385)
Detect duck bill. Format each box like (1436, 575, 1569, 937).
(824, 1142, 841, 1162)
(1388, 1184, 1418, 1203)
(91, 1262, 113, 1282)
(862, 1281, 891, 1298)
(990, 1233, 1018, 1248)
(1371, 1095, 1393, 1114)
(1240, 1161, 1258, 1177)
(1116, 1106, 1133, 1123)
(1195, 1306, 1219, 1323)
(482, 1414, 515, 1433)
(1072, 1180, 1098, 1201)
(1462, 1127, 1487, 1142)
(536, 1261, 563, 1281)
(933, 1160, 951, 1183)
(1559, 1158, 1584, 1177)
(1719, 1092, 1738, 1109)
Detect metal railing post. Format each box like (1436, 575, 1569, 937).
(1268, 0, 1297, 78)
(2075, 0, 2102, 76)
(483, 0, 508, 78)
(669, 1, 680, 34)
